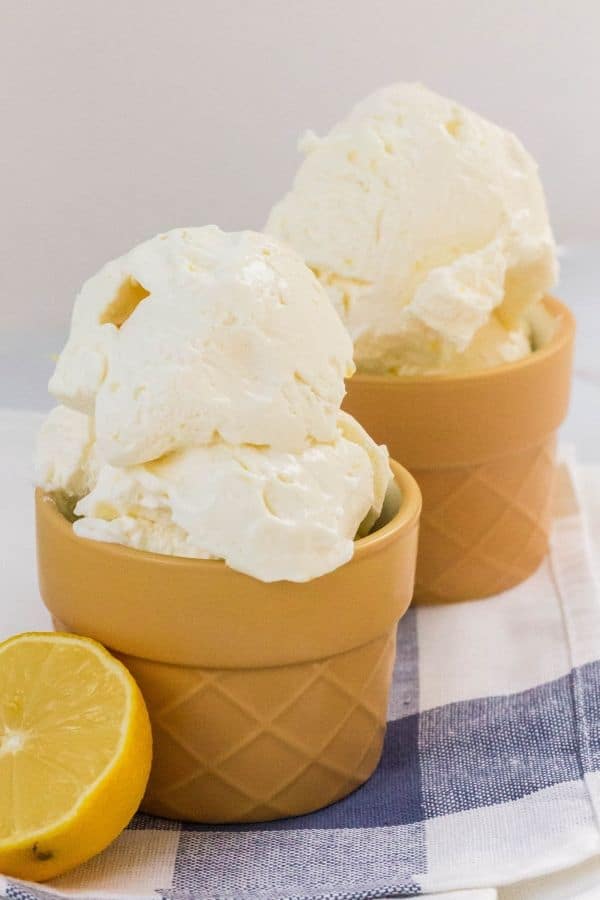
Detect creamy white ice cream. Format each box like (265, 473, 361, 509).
(72, 411, 389, 582)
(34, 406, 99, 498)
(267, 83, 557, 374)
(37, 227, 392, 582)
(50, 227, 355, 465)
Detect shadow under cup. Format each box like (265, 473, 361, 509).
(36, 460, 421, 824)
(343, 297, 575, 604)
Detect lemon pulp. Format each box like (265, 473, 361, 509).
(0, 632, 152, 881)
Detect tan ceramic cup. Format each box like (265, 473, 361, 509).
(343, 298, 574, 605)
(36, 460, 420, 824)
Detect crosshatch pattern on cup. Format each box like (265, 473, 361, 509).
(119, 630, 397, 823)
(413, 437, 556, 603)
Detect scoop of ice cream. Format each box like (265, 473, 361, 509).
(49, 227, 355, 466)
(38, 227, 392, 582)
(267, 82, 557, 373)
(34, 406, 99, 497)
(72, 412, 389, 582)
(356, 310, 533, 375)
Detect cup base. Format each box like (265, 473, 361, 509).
(53, 617, 395, 823)
(411, 436, 556, 604)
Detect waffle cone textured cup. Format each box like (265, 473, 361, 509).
(35, 460, 420, 824)
(343, 298, 574, 605)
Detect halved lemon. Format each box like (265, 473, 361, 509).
(0, 632, 152, 881)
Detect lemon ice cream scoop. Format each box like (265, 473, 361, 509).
(33, 405, 99, 498)
(267, 83, 557, 374)
(37, 228, 391, 582)
(72, 412, 389, 583)
(49, 227, 355, 465)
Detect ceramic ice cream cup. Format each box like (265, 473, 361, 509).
(36, 459, 420, 823)
(343, 297, 574, 604)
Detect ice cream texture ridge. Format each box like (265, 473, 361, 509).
(36, 227, 392, 581)
(267, 82, 558, 374)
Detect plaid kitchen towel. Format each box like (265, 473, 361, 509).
(1, 411, 600, 900)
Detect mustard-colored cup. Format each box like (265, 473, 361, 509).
(343, 297, 574, 605)
(35, 459, 420, 823)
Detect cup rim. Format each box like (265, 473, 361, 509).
(347, 296, 575, 388)
(37, 458, 421, 572)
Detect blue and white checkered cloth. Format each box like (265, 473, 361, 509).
(2, 454, 600, 900)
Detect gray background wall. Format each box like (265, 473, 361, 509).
(1, 0, 599, 334)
